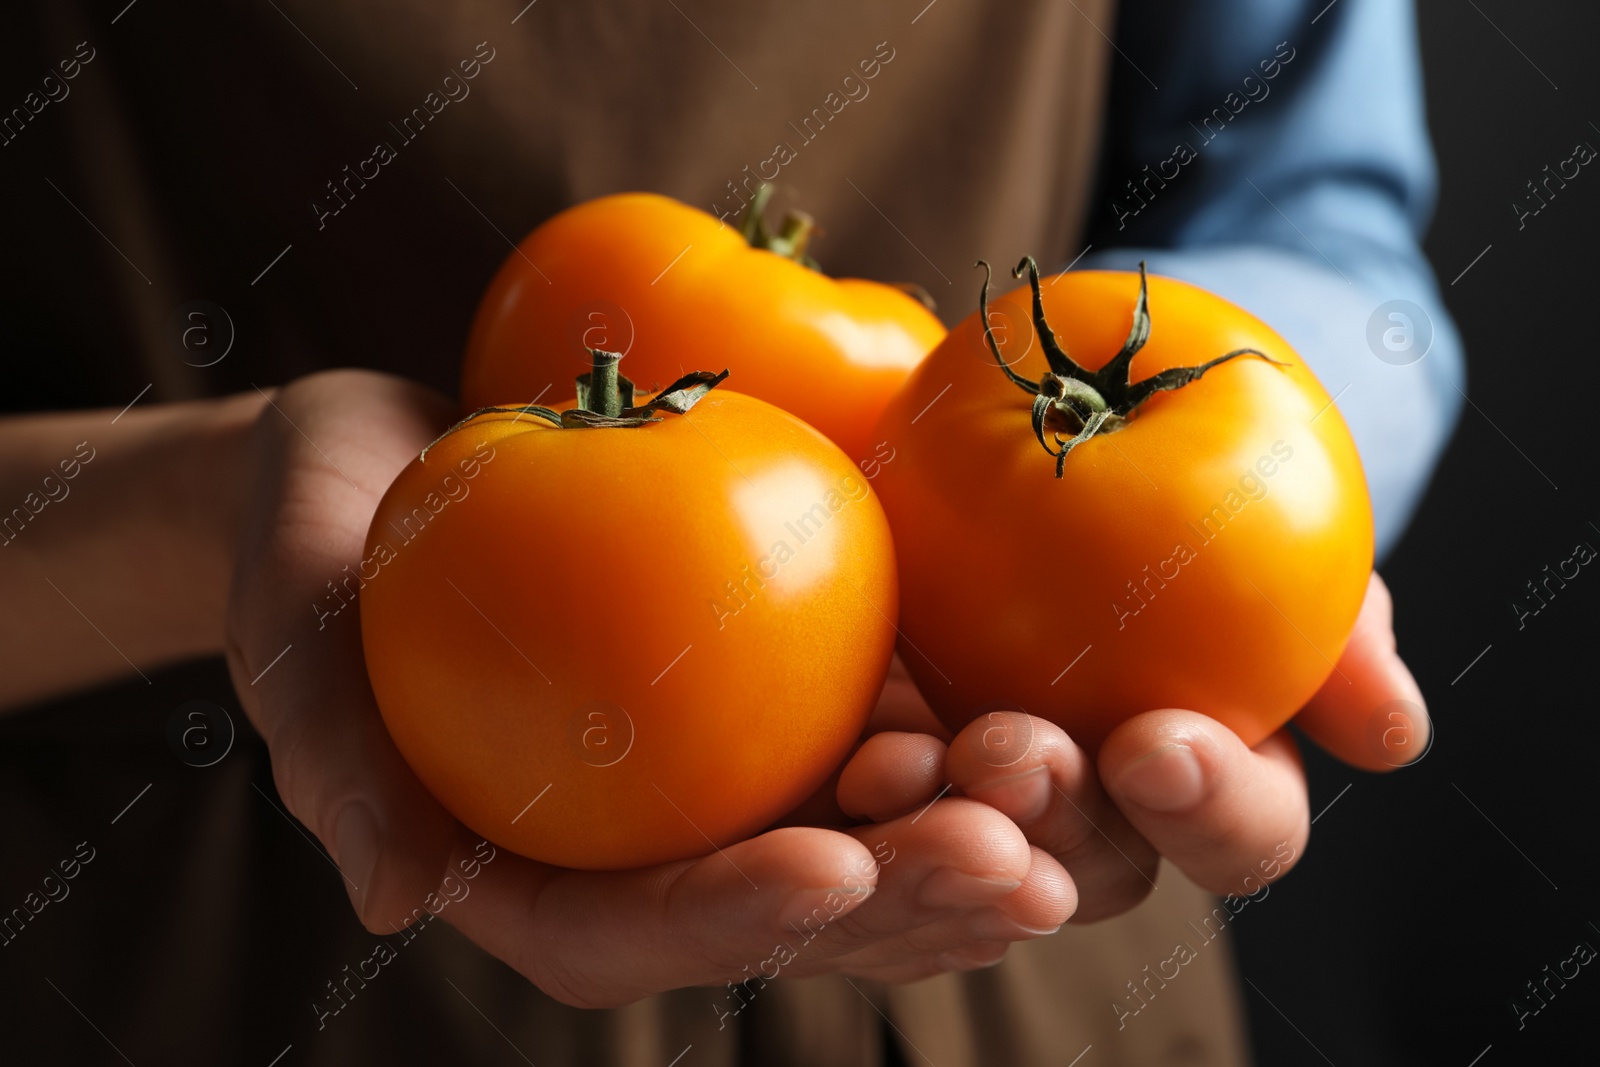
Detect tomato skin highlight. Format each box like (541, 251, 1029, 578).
(459, 192, 946, 461)
(871, 269, 1374, 750)
(360, 390, 898, 871)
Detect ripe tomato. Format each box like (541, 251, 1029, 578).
(459, 189, 946, 460)
(361, 360, 899, 870)
(871, 262, 1373, 750)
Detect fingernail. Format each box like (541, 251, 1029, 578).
(917, 868, 1022, 909)
(1115, 743, 1205, 813)
(966, 907, 1062, 941)
(335, 802, 380, 922)
(778, 885, 874, 932)
(965, 764, 1052, 823)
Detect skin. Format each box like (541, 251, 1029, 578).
(0, 391, 264, 707)
(458, 193, 947, 461)
(0, 370, 1428, 1008)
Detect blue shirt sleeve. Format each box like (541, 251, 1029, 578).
(1077, 0, 1464, 561)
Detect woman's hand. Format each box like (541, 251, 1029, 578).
(224, 369, 1074, 1007)
(226, 368, 1424, 999)
(836, 573, 1428, 931)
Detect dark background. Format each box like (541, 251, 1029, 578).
(1233, 1, 1600, 1064)
(0, 1, 1594, 1063)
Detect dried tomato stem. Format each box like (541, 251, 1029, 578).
(771, 209, 816, 264)
(737, 183, 819, 270)
(582, 349, 624, 418)
(977, 257, 1285, 477)
(420, 362, 732, 458)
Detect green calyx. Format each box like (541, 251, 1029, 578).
(978, 256, 1283, 478)
(738, 183, 820, 270)
(421, 350, 729, 459)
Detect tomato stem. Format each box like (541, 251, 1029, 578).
(576, 348, 630, 417)
(420, 361, 733, 459)
(888, 281, 938, 314)
(737, 183, 820, 270)
(976, 257, 1287, 477)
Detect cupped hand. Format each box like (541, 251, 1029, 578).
(837, 573, 1428, 934)
(223, 369, 1073, 1008)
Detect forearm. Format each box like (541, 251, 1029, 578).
(0, 390, 268, 711)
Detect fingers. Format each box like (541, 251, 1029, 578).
(837, 846, 1073, 984)
(460, 812, 1040, 1005)
(828, 724, 1077, 977)
(1295, 572, 1432, 771)
(445, 826, 881, 1009)
(836, 730, 947, 822)
(945, 712, 1159, 923)
(1099, 712, 1307, 897)
(784, 799, 1072, 978)
(833, 798, 1043, 937)
(449, 794, 1067, 1006)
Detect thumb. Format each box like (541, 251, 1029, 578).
(1293, 572, 1431, 772)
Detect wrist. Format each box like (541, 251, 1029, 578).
(159, 389, 274, 658)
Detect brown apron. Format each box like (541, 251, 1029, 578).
(0, 1, 1250, 1062)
